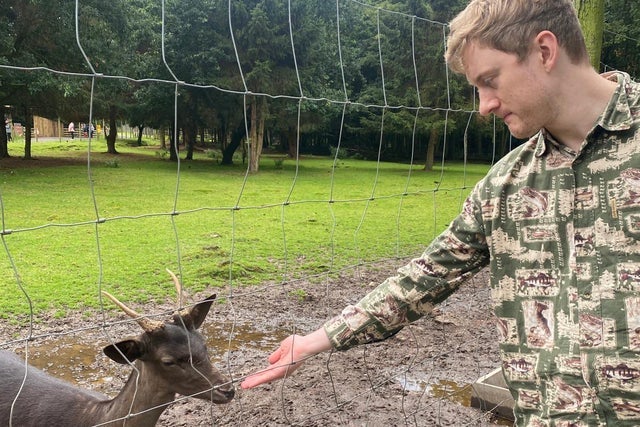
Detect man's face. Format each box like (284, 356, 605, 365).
(463, 41, 555, 139)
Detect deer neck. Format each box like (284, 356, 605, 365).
(100, 361, 176, 427)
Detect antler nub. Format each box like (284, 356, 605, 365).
(166, 268, 183, 300)
(102, 291, 164, 332)
(166, 268, 190, 317)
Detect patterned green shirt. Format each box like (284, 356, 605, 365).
(324, 72, 640, 426)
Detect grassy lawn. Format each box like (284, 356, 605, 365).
(0, 136, 490, 318)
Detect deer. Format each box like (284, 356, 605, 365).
(0, 270, 235, 427)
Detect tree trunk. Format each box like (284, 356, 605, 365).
(218, 119, 228, 151)
(169, 125, 179, 161)
(106, 105, 118, 154)
(0, 117, 8, 159)
(185, 125, 196, 160)
(287, 127, 298, 158)
(159, 126, 166, 149)
(248, 97, 266, 173)
(423, 126, 438, 171)
(219, 127, 227, 151)
(221, 122, 245, 165)
(136, 124, 144, 146)
(24, 109, 33, 160)
(574, 0, 604, 70)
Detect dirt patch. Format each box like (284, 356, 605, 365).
(0, 260, 506, 426)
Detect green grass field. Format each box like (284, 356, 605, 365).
(0, 136, 489, 318)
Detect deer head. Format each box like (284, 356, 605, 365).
(101, 270, 234, 404)
(0, 270, 234, 427)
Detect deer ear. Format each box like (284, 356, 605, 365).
(103, 339, 145, 364)
(183, 294, 216, 330)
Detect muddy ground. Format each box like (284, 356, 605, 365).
(0, 261, 509, 426)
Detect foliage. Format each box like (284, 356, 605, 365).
(0, 0, 495, 165)
(602, 0, 640, 76)
(0, 0, 638, 164)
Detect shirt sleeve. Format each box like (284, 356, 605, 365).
(324, 181, 491, 350)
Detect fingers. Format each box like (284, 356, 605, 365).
(267, 345, 286, 364)
(240, 358, 302, 389)
(241, 331, 332, 390)
(241, 336, 302, 389)
(240, 370, 270, 389)
(266, 335, 298, 365)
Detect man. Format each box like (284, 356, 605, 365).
(5, 120, 11, 142)
(242, 0, 640, 425)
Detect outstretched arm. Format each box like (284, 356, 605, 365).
(242, 185, 489, 390)
(241, 327, 333, 389)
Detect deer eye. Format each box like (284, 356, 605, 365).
(161, 358, 177, 367)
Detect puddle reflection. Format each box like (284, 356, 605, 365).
(202, 321, 287, 356)
(395, 374, 472, 407)
(395, 374, 513, 426)
(15, 337, 102, 386)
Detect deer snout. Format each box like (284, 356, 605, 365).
(218, 384, 235, 403)
(197, 380, 235, 403)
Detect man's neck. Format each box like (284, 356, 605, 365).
(546, 69, 618, 153)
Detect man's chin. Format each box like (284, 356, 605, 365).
(506, 124, 536, 140)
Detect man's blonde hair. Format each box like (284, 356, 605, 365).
(445, 0, 589, 74)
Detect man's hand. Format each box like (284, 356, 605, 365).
(241, 328, 332, 389)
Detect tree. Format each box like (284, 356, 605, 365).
(602, 0, 640, 76)
(0, 0, 86, 159)
(235, 0, 293, 172)
(3, 0, 600, 167)
(76, 0, 136, 155)
(574, 0, 605, 69)
(121, 0, 175, 149)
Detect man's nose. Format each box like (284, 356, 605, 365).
(478, 90, 499, 116)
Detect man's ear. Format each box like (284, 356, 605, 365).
(534, 30, 560, 72)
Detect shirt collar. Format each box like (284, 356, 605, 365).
(597, 71, 634, 132)
(534, 131, 548, 158)
(534, 129, 576, 158)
